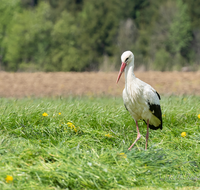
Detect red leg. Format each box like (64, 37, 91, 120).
(145, 119, 149, 150)
(128, 120, 141, 150)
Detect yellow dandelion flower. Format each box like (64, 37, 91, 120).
(181, 132, 186, 138)
(59, 112, 61, 115)
(119, 152, 127, 158)
(105, 134, 112, 138)
(5, 175, 13, 183)
(67, 122, 74, 129)
(198, 114, 200, 119)
(67, 122, 78, 132)
(42, 112, 48, 117)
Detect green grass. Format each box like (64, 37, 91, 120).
(0, 96, 200, 189)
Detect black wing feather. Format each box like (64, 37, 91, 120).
(124, 103, 129, 111)
(147, 102, 162, 130)
(156, 91, 161, 100)
(147, 91, 162, 130)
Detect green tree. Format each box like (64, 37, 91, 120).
(150, 0, 192, 70)
(78, 0, 122, 70)
(0, 0, 20, 70)
(4, 2, 53, 71)
(183, 0, 200, 65)
(48, 11, 81, 71)
(166, 0, 191, 56)
(0, 0, 198, 71)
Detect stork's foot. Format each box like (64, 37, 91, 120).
(128, 133, 141, 150)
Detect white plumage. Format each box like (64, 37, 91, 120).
(116, 51, 162, 150)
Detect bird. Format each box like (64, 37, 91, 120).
(116, 50, 162, 150)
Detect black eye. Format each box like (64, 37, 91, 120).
(125, 57, 129, 62)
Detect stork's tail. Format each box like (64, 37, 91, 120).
(143, 119, 162, 130)
(149, 122, 162, 130)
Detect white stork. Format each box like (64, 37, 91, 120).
(116, 51, 162, 150)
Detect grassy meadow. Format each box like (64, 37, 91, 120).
(0, 96, 200, 189)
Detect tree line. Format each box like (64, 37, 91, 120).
(0, 0, 200, 72)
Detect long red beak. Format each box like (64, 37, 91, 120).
(116, 62, 126, 83)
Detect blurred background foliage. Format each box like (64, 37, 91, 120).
(0, 0, 200, 72)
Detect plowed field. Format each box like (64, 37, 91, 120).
(0, 71, 200, 97)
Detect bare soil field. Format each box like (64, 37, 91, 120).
(0, 71, 200, 98)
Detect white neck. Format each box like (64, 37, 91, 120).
(124, 60, 136, 85)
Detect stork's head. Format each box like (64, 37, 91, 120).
(116, 51, 134, 83)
